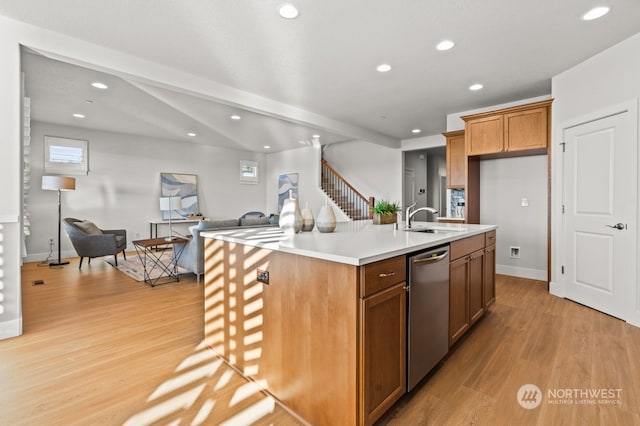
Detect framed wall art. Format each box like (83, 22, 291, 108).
(160, 172, 199, 219)
(278, 172, 298, 212)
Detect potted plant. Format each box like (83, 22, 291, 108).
(372, 200, 400, 225)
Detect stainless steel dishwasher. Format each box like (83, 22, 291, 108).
(407, 244, 450, 391)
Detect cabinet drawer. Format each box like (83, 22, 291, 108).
(361, 255, 406, 298)
(485, 230, 496, 247)
(450, 234, 485, 261)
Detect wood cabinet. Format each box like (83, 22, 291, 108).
(484, 231, 497, 307)
(449, 232, 495, 347)
(463, 100, 552, 157)
(465, 114, 504, 156)
(359, 255, 406, 426)
(444, 130, 466, 188)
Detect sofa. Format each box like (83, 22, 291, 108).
(175, 213, 277, 282)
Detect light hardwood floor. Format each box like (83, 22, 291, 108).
(2, 259, 639, 425)
(379, 275, 640, 425)
(0, 257, 303, 426)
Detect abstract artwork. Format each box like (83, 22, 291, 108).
(278, 173, 298, 212)
(160, 173, 199, 219)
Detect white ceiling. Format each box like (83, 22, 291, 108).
(4, 0, 640, 151)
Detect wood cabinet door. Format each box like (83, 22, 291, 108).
(360, 282, 407, 426)
(504, 106, 548, 152)
(468, 249, 485, 325)
(484, 244, 496, 307)
(449, 256, 469, 347)
(466, 114, 504, 156)
(446, 133, 466, 188)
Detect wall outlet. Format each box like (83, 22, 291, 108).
(510, 246, 521, 259)
(257, 269, 269, 285)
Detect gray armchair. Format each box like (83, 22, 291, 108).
(63, 218, 127, 268)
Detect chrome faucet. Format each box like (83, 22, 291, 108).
(405, 202, 439, 229)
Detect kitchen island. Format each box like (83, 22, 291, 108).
(202, 221, 496, 425)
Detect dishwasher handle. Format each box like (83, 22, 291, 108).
(411, 250, 449, 265)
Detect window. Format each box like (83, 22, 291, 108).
(44, 136, 88, 175)
(239, 160, 259, 184)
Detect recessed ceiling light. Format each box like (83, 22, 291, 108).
(187, 132, 197, 137)
(436, 40, 455, 51)
(582, 6, 610, 21)
(279, 3, 299, 19)
(469, 83, 484, 91)
(312, 134, 320, 139)
(264, 145, 271, 149)
(72, 113, 85, 118)
(412, 129, 422, 134)
(376, 63, 392, 73)
(230, 115, 241, 120)
(91, 82, 108, 90)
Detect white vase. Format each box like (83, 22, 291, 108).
(316, 204, 336, 233)
(301, 203, 315, 232)
(279, 190, 303, 234)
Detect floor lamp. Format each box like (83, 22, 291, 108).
(159, 196, 183, 241)
(42, 175, 76, 266)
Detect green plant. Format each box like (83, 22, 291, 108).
(372, 200, 400, 216)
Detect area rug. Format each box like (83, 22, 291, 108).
(104, 250, 191, 282)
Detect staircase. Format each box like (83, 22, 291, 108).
(321, 159, 374, 220)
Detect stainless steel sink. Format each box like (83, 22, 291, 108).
(404, 226, 467, 233)
(406, 228, 448, 234)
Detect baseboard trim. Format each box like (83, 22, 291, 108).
(549, 280, 565, 298)
(23, 249, 80, 263)
(496, 264, 547, 281)
(0, 318, 23, 340)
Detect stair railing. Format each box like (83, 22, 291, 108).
(321, 159, 374, 220)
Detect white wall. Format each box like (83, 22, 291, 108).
(480, 156, 547, 280)
(26, 122, 266, 261)
(322, 140, 403, 208)
(551, 31, 640, 324)
(1, 17, 28, 338)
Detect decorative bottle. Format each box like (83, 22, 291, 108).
(316, 198, 336, 233)
(279, 189, 303, 234)
(301, 202, 315, 231)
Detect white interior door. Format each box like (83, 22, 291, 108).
(404, 168, 416, 212)
(562, 109, 637, 320)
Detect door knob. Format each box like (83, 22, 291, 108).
(606, 223, 626, 230)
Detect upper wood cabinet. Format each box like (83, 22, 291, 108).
(465, 115, 504, 156)
(463, 100, 552, 157)
(444, 130, 466, 189)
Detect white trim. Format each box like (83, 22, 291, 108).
(549, 281, 566, 298)
(553, 98, 639, 326)
(44, 135, 89, 175)
(496, 264, 547, 281)
(239, 160, 259, 184)
(0, 318, 23, 339)
(0, 214, 19, 223)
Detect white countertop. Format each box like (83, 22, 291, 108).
(202, 220, 497, 266)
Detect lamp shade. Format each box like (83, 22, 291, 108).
(159, 196, 182, 211)
(42, 175, 76, 191)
